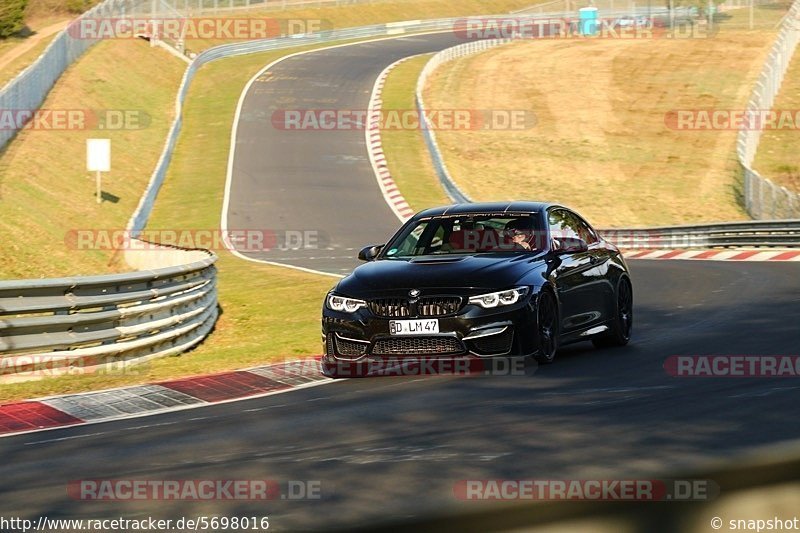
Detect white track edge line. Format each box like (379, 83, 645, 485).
(10, 378, 338, 440)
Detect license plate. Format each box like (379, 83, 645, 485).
(389, 319, 439, 335)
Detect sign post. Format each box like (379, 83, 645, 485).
(86, 139, 111, 204)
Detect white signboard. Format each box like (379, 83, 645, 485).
(86, 139, 111, 172)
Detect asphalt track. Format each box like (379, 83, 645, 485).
(225, 33, 466, 275)
(3, 34, 799, 531)
(2, 261, 800, 530)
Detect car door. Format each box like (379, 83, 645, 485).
(570, 211, 616, 324)
(548, 209, 604, 333)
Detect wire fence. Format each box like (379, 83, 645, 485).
(738, 0, 800, 219)
(154, 0, 394, 15)
(0, 0, 403, 152)
(0, 0, 161, 150)
(415, 0, 800, 219)
(513, 0, 688, 14)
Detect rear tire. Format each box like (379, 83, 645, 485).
(534, 291, 559, 364)
(592, 276, 633, 348)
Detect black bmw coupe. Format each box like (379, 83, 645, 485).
(321, 202, 632, 372)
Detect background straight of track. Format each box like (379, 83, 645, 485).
(226, 33, 465, 275)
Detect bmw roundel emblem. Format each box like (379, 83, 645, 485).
(409, 289, 421, 298)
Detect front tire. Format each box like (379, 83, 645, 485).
(592, 276, 633, 348)
(534, 290, 559, 364)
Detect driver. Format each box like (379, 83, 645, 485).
(511, 229, 533, 250)
(504, 218, 536, 251)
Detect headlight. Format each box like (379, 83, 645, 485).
(469, 287, 529, 309)
(327, 294, 366, 312)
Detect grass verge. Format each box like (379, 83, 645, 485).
(380, 54, 449, 212)
(0, 39, 185, 279)
(0, 17, 72, 88)
(0, 31, 60, 88)
(752, 48, 800, 193)
(0, 45, 342, 403)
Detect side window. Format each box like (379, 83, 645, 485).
(571, 213, 598, 244)
(548, 209, 598, 245)
(548, 209, 581, 241)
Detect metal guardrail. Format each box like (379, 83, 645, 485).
(738, 0, 800, 219)
(0, 242, 218, 381)
(599, 219, 800, 248)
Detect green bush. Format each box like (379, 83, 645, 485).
(65, 0, 98, 14)
(0, 0, 28, 38)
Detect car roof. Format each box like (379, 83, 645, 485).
(414, 202, 560, 218)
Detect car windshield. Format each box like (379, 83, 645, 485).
(382, 213, 544, 258)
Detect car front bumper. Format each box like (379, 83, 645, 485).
(321, 295, 539, 366)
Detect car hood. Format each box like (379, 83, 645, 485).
(336, 253, 547, 296)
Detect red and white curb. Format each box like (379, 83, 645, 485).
(622, 249, 800, 261)
(0, 359, 331, 438)
(366, 56, 420, 223)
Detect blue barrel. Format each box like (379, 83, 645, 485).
(579, 7, 599, 36)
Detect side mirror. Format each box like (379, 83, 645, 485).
(358, 244, 384, 262)
(553, 237, 589, 254)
